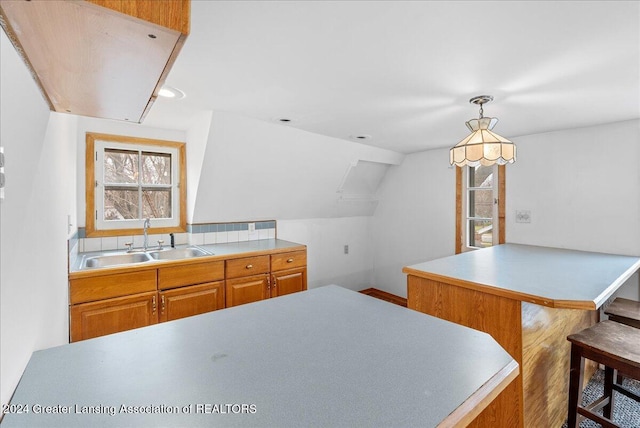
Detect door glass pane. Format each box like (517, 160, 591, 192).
(142, 152, 171, 185)
(464, 165, 497, 249)
(468, 189, 493, 218)
(104, 188, 139, 220)
(469, 165, 493, 188)
(104, 149, 138, 184)
(468, 219, 493, 248)
(142, 189, 171, 219)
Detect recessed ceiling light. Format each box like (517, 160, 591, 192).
(350, 134, 372, 141)
(158, 86, 186, 100)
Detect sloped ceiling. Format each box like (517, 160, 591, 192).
(144, 1, 639, 154)
(190, 111, 403, 222)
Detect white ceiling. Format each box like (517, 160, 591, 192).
(144, 1, 640, 154)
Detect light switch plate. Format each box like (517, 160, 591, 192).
(516, 210, 531, 223)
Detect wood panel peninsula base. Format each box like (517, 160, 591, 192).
(403, 244, 640, 428)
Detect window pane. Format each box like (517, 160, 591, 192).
(104, 188, 139, 220)
(468, 219, 493, 248)
(104, 149, 138, 184)
(142, 152, 171, 185)
(468, 189, 493, 218)
(469, 165, 493, 188)
(142, 189, 171, 219)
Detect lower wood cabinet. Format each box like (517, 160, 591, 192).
(225, 274, 270, 308)
(225, 255, 271, 308)
(70, 291, 158, 342)
(69, 246, 307, 341)
(225, 269, 307, 307)
(271, 250, 307, 298)
(160, 281, 224, 322)
(71, 282, 226, 341)
(272, 267, 306, 297)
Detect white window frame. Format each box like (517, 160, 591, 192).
(461, 164, 499, 251)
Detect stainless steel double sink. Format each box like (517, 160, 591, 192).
(80, 246, 211, 270)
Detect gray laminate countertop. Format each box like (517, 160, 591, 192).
(70, 239, 305, 273)
(3, 286, 516, 427)
(404, 244, 640, 309)
(198, 238, 304, 256)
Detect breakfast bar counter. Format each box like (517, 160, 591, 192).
(403, 243, 640, 427)
(2, 285, 517, 427)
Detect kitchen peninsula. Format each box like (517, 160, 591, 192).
(2, 286, 517, 427)
(403, 243, 640, 428)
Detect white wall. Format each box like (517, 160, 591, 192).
(278, 217, 374, 291)
(370, 120, 640, 300)
(0, 32, 77, 408)
(507, 120, 640, 299)
(185, 111, 214, 223)
(371, 148, 455, 297)
(191, 111, 405, 290)
(507, 120, 640, 255)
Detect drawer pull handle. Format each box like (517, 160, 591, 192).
(287, 258, 294, 263)
(161, 295, 166, 312)
(152, 295, 157, 313)
(246, 264, 253, 269)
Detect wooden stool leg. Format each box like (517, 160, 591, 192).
(568, 344, 585, 428)
(604, 366, 614, 418)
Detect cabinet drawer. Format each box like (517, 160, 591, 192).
(226, 255, 270, 279)
(70, 270, 157, 304)
(271, 250, 307, 271)
(158, 260, 224, 290)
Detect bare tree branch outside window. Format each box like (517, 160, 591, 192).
(103, 149, 172, 221)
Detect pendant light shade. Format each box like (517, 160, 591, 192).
(449, 95, 516, 167)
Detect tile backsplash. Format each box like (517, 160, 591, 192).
(189, 221, 276, 245)
(73, 221, 277, 254)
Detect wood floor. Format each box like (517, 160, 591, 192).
(359, 288, 407, 307)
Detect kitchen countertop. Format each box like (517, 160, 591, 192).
(70, 239, 305, 274)
(2, 285, 517, 427)
(403, 243, 640, 310)
(198, 239, 304, 256)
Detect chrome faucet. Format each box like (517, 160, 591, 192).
(143, 218, 151, 250)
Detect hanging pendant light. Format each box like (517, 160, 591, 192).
(449, 95, 516, 167)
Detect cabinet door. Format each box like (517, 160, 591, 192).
(70, 292, 158, 342)
(272, 267, 307, 298)
(159, 281, 224, 322)
(225, 274, 269, 307)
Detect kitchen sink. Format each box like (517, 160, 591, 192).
(147, 246, 210, 261)
(82, 252, 153, 269)
(79, 246, 211, 270)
